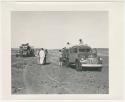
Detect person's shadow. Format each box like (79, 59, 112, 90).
(43, 62, 51, 65)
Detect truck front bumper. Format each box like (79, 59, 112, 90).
(81, 64, 103, 67)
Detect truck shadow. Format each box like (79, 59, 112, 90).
(68, 65, 102, 72)
(82, 67, 102, 71)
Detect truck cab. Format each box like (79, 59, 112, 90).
(62, 45, 103, 71)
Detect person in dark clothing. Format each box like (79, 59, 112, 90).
(59, 50, 63, 67)
(44, 49, 48, 64)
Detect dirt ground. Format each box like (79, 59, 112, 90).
(11, 49, 109, 94)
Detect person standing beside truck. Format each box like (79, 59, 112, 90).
(65, 42, 71, 59)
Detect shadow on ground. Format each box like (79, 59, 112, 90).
(68, 64, 102, 72)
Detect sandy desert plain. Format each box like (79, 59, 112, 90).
(11, 48, 109, 94)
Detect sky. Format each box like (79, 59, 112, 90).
(11, 11, 108, 49)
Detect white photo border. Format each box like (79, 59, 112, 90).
(1, 1, 124, 100)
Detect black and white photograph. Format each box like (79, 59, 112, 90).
(11, 11, 109, 94)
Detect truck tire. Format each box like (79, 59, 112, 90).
(65, 58, 69, 67)
(97, 67, 102, 71)
(16, 54, 18, 57)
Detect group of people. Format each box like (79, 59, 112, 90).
(58, 42, 71, 67)
(38, 48, 48, 65)
(58, 39, 84, 67)
(38, 39, 84, 66)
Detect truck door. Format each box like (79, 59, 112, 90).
(69, 47, 78, 63)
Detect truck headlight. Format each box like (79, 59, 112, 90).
(80, 58, 87, 64)
(80, 58, 84, 61)
(100, 57, 103, 61)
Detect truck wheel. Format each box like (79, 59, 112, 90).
(63, 58, 69, 67)
(98, 67, 102, 71)
(75, 60, 82, 71)
(16, 54, 18, 57)
(66, 59, 69, 67)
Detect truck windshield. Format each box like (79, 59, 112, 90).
(70, 48, 77, 53)
(79, 48, 90, 52)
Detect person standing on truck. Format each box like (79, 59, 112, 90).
(79, 39, 84, 45)
(39, 48, 45, 65)
(66, 42, 71, 49)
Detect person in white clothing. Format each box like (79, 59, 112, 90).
(66, 42, 71, 49)
(79, 39, 84, 45)
(39, 48, 45, 65)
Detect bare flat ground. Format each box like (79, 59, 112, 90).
(11, 49, 109, 94)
